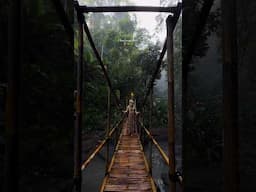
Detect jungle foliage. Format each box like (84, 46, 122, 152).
(76, 0, 165, 132)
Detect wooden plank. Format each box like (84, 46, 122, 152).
(101, 120, 156, 192)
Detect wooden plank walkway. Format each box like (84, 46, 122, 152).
(100, 120, 156, 192)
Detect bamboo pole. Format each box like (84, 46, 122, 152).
(106, 81, 111, 173)
(142, 125, 169, 166)
(149, 89, 153, 174)
(139, 121, 183, 186)
(166, 15, 176, 192)
(142, 2, 181, 108)
(79, 5, 177, 13)
(74, 12, 84, 192)
(140, 139, 157, 192)
(83, 21, 121, 109)
(81, 117, 123, 170)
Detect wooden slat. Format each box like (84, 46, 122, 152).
(101, 119, 156, 192)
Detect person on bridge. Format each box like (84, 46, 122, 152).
(123, 98, 139, 136)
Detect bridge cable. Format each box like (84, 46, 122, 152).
(142, 3, 182, 108)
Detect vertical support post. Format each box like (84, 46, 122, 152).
(74, 11, 84, 192)
(181, 7, 188, 192)
(166, 15, 176, 192)
(4, 1, 22, 192)
(140, 108, 144, 141)
(105, 85, 111, 173)
(221, 0, 239, 191)
(149, 89, 153, 174)
(115, 123, 118, 146)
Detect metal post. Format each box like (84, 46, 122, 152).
(149, 89, 153, 174)
(74, 12, 84, 192)
(4, 1, 22, 192)
(221, 0, 239, 191)
(166, 15, 176, 192)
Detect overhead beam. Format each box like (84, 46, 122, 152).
(79, 5, 177, 13)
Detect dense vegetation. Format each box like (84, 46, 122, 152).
(1, 1, 74, 191)
(77, 0, 165, 132)
(2, 0, 255, 191)
(0, 0, 167, 191)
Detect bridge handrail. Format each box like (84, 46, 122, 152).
(81, 116, 124, 170)
(138, 121, 183, 185)
(139, 121, 169, 164)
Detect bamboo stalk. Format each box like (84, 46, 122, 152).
(81, 117, 123, 170)
(167, 15, 176, 192)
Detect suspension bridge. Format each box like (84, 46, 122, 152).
(4, 0, 241, 192)
(73, 1, 183, 191)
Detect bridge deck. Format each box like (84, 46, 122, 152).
(100, 121, 156, 192)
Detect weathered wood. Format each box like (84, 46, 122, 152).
(221, 0, 239, 191)
(167, 15, 176, 192)
(73, 14, 84, 192)
(101, 120, 156, 192)
(79, 5, 177, 13)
